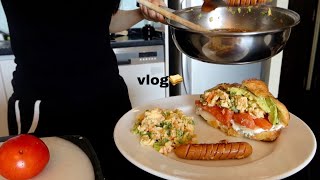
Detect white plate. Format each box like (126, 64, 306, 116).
(114, 95, 317, 180)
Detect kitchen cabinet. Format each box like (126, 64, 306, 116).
(112, 39, 169, 107)
(0, 69, 8, 136)
(118, 62, 166, 108)
(0, 55, 15, 98)
(111, 30, 167, 107)
(0, 55, 15, 136)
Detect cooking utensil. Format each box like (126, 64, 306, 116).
(166, 5, 300, 64)
(202, 0, 268, 12)
(137, 0, 210, 32)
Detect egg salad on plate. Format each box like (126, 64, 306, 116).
(132, 108, 196, 155)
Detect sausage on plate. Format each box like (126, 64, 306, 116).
(174, 141, 252, 160)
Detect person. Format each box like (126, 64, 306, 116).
(0, 0, 166, 179)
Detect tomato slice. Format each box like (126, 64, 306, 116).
(196, 100, 273, 130)
(220, 108, 234, 126)
(195, 100, 233, 126)
(195, 100, 201, 106)
(233, 113, 255, 129)
(254, 118, 273, 130)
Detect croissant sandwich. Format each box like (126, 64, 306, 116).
(195, 79, 290, 142)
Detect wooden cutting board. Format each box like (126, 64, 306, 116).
(0, 137, 96, 180)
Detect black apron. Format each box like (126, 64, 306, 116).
(0, 0, 160, 179)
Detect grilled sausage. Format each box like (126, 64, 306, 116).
(174, 142, 252, 160)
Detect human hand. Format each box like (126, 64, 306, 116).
(139, 0, 166, 23)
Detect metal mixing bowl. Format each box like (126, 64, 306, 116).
(166, 5, 300, 64)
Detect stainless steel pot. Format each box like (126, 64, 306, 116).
(166, 5, 300, 64)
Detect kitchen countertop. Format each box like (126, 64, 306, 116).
(111, 38, 164, 48)
(0, 29, 165, 56)
(110, 28, 164, 48)
(0, 39, 164, 56)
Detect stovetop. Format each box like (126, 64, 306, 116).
(110, 28, 164, 48)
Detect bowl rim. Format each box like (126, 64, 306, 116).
(166, 5, 301, 36)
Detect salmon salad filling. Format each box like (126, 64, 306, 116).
(196, 86, 285, 137)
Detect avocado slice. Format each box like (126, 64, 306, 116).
(228, 87, 271, 113)
(255, 97, 271, 113)
(265, 98, 279, 125)
(205, 86, 280, 125)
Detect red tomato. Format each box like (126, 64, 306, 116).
(254, 118, 273, 130)
(195, 100, 233, 126)
(233, 113, 256, 129)
(0, 134, 50, 180)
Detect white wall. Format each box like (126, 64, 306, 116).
(120, 0, 147, 29)
(120, 0, 163, 29)
(0, 1, 9, 34)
